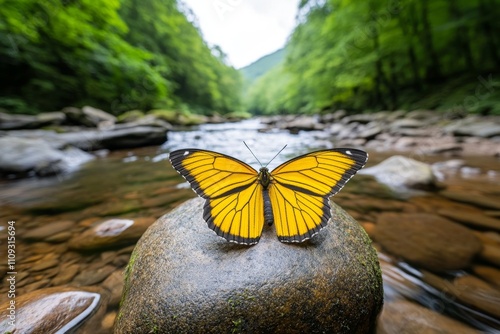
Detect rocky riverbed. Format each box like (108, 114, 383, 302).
(0, 114, 499, 332)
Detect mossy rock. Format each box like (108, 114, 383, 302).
(115, 198, 383, 333)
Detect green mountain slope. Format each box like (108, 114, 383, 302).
(240, 48, 286, 84)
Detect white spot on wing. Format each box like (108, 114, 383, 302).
(183, 150, 190, 156)
(346, 150, 352, 155)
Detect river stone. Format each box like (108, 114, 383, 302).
(63, 106, 116, 127)
(0, 136, 94, 176)
(377, 299, 480, 334)
(115, 198, 383, 334)
(438, 209, 500, 232)
(0, 287, 101, 333)
(359, 155, 437, 191)
(69, 217, 155, 251)
(374, 213, 482, 272)
(0, 111, 66, 130)
(23, 220, 75, 241)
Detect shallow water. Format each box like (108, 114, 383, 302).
(1, 119, 499, 332)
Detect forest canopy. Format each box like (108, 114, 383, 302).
(0, 0, 242, 115)
(245, 0, 500, 115)
(2, 0, 500, 117)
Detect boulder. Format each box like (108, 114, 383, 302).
(0, 137, 94, 176)
(359, 155, 438, 191)
(374, 213, 482, 271)
(63, 106, 116, 127)
(57, 125, 168, 150)
(115, 198, 383, 333)
(282, 115, 323, 132)
(0, 287, 101, 333)
(0, 111, 65, 130)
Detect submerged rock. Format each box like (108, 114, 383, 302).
(115, 198, 383, 334)
(377, 299, 480, 334)
(374, 213, 482, 272)
(69, 217, 155, 251)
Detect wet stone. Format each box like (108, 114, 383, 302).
(31, 258, 59, 272)
(438, 209, 500, 231)
(0, 287, 101, 333)
(439, 190, 500, 210)
(374, 213, 481, 272)
(115, 198, 383, 334)
(23, 220, 75, 241)
(359, 155, 438, 191)
(472, 265, 500, 288)
(52, 264, 81, 286)
(69, 217, 155, 251)
(479, 244, 500, 267)
(102, 270, 125, 307)
(73, 265, 116, 286)
(45, 231, 73, 243)
(377, 299, 480, 334)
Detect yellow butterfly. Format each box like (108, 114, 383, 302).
(169, 147, 368, 245)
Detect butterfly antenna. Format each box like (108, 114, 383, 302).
(244, 141, 263, 166)
(264, 144, 287, 167)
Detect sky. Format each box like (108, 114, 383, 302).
(181, 0, 300, 69)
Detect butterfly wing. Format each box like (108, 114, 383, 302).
(169, 149, 265, 244)
(268, 149, 368, 242)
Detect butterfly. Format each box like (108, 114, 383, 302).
(169, 147, 368, 245)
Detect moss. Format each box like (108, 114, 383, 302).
(117, 110, 145, 123)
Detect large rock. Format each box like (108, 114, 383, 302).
(374, 213, 482, 271)
(0, 287, 101, 333)
(0, 111, 65, 130)
(115, 198, 383, 333)
(0, 137, 94, 176)
(359, 155, 437, 191)
(58, 125, 168, 150)
(63, 106, 117, 127)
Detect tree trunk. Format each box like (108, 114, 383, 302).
(420, 0, 442, 82)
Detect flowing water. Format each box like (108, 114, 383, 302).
(1, 118, 499, 332)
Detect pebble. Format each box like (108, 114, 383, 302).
(479, 244, 500, 267)
(101, 270, 124, 307)
(377, 298, 480, 334)
(438, 209, 500, 231)
(31, 258, 60, 272)
(45, 231, 73, 243)
(23, 220, 75, 241)
(374, 212, 481, 271)
(472, 265, 500, 288)
(73, 265, 116, 286)
(452, 275, 500, 319)
(51, 264, 80, 285)
(101, 311, 117, 332)
(440, 190, 500, 210)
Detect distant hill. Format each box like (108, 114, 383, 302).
(240, 48, 286, 84)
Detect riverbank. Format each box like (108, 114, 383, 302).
(2, 108, 499, 179)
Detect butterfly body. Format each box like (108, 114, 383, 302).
(170, 148, 368, 245)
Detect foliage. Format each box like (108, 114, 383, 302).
(245, 0, 500, 115)
(0, 0, 242, 116)
(240, 48, 286, 86)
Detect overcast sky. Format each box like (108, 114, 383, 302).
(181, 0, 300, 69)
